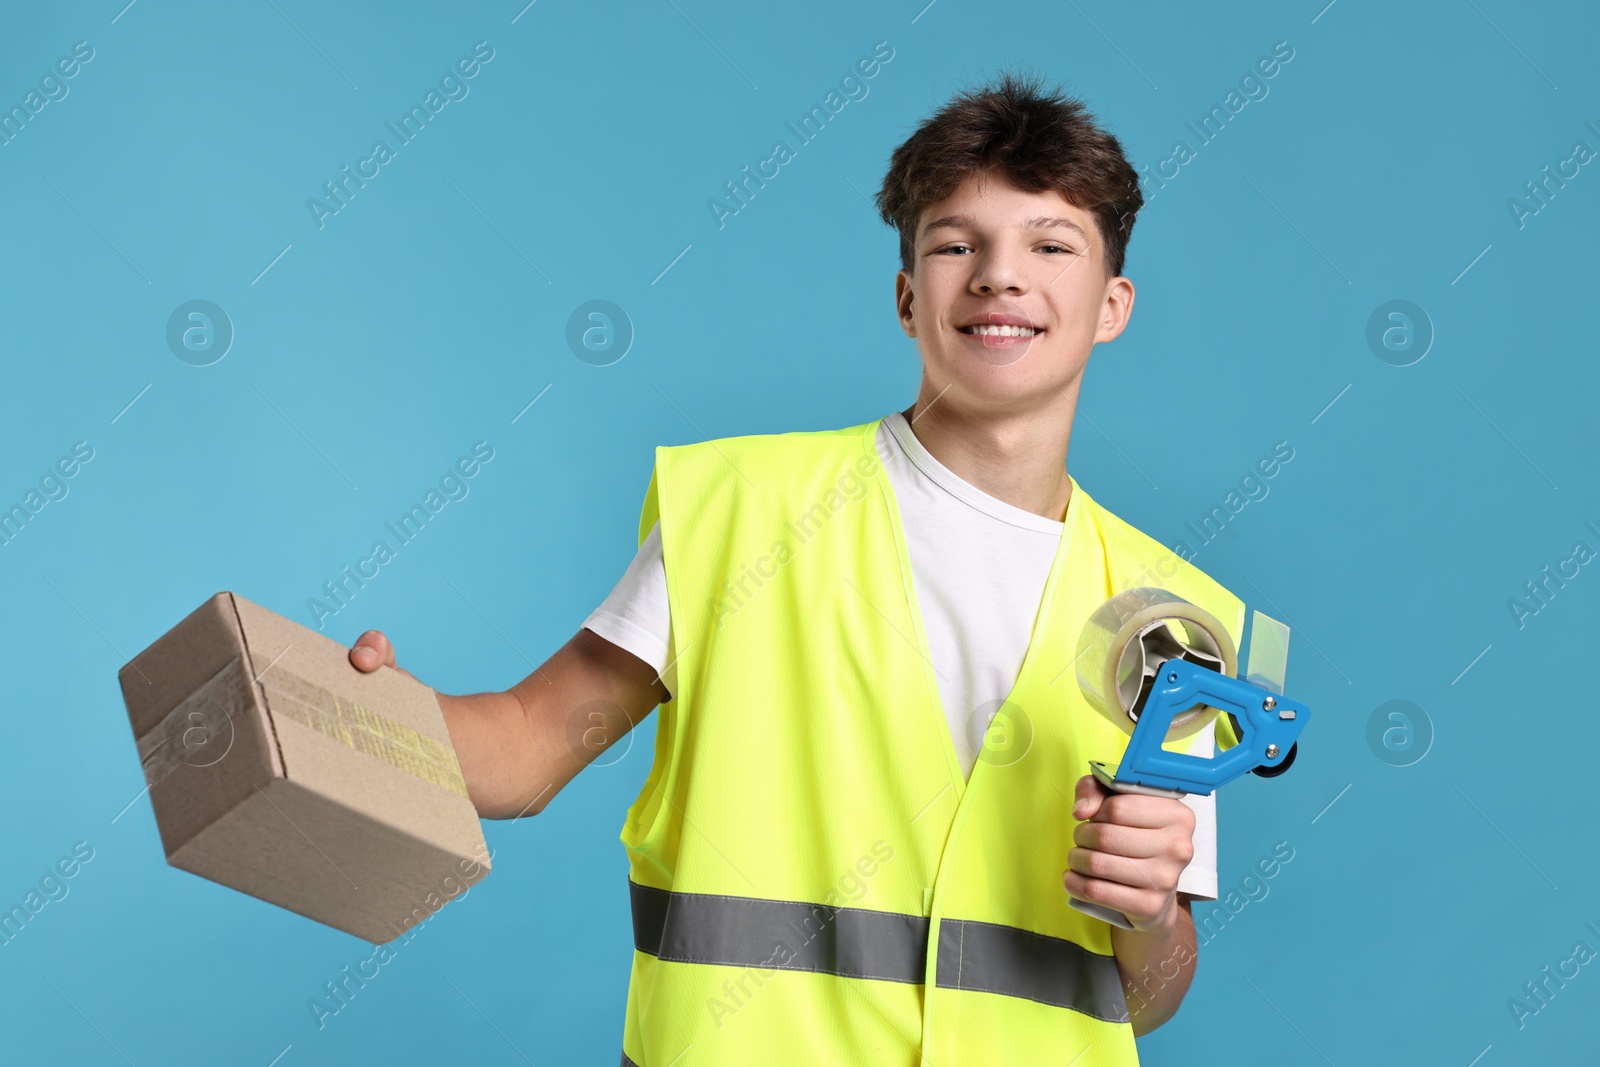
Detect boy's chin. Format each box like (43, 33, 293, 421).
(922, 375, 1060, 414)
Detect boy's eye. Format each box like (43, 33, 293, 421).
(930, 243, 1078, 255)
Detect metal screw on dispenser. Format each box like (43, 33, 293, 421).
(1265, 744, 1280, 759)
(1263, 696, 1277, 711)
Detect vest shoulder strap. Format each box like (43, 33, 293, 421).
(1080, 485, 1247, 643)
(636, 420, 878, 547)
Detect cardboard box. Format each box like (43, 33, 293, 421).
(117, 592, 489, 943)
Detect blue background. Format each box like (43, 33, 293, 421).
(2, 0, 1595, 1063)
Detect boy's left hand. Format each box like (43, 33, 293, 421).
(1064, 773, 1195, 933)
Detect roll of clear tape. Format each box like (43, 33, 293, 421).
(1074, 587, 1239, 744)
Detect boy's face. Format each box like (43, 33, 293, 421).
(894, 169, 1133, 415)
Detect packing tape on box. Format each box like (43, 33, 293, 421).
(135, 653, 471, 801)
(1074, 587, 1239, 743)
(136, 655, 256, 788)
(248, 650, 472, 801)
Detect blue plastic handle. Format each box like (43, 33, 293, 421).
(1069, 657, 1313, 927)
(1112, 657, 1310, 795)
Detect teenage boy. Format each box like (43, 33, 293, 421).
(349, 72, 1245, 1065)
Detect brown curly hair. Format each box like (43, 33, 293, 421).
(875, 71, 1143, 278)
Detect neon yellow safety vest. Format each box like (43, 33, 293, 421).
(618, 417, 1245, 1066)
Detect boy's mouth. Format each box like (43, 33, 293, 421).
(957, 315, 1043, 350)
(959, 323, 1041, 338)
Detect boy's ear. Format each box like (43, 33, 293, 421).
(895, 269, 917, 337)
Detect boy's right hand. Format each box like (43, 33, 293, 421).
(340, 623, 665, 819)
(348, 630, 414, 680)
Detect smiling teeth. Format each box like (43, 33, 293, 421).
(969, 324, 1037, 337)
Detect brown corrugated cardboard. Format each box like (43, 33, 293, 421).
(118, 592, 489, 943)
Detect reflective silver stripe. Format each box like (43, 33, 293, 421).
(629, 881, 1128, 1023)
(937, 917, 1129, 1022)
(630, 879, 925, 982)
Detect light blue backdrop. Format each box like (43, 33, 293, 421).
(2, 0, 1595, 1063)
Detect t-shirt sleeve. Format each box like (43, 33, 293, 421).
(581, 520, 677, 699)
(1175, 719, 1219, 901)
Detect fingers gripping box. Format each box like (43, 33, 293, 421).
(117, 592, 489, 943)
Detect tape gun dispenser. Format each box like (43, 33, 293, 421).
(1067, 587, 1311, 928)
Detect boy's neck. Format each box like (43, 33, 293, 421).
(899, 380, 1079, 523)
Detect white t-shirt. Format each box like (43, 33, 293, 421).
(583, 412, 1219, 900)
